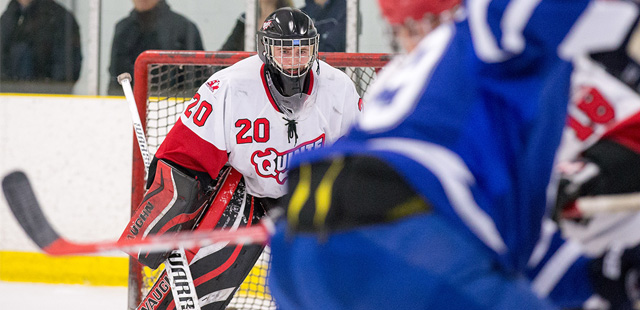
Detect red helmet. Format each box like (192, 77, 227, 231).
(378, 0, 461, 25)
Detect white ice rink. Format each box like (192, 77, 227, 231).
(0, 281, 128, 309)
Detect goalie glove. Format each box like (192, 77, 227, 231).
(590, 243, 640, 310)
(553, 140, 640, 221)
(119, 159, 213, 269)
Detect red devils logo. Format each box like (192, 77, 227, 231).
(206, 80, 220, 93)
(251, 135, 325, 184)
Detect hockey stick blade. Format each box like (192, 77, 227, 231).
(2, 171, 273, 256)
(3, 171, 62, 251)
(561, 192, 640, 219)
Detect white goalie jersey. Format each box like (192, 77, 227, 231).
(155, 55, 361, 199)
(555, 54, 640, 255)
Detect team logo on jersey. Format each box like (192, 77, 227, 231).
(206, 79, 220, 93)
(251, 134, 325, 184)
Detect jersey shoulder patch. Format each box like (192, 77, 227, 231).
(206, 79, 221, 93)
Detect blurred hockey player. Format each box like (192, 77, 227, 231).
(119, 7, 362, 310)
(267, 0, 640, 309)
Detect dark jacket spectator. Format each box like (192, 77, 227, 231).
(220, 0, 293, 52)
(301, 0, 347, 52)
(0, 0, 82, 90)
(220, 13, 247, 52)
(108, 0, 204, 95)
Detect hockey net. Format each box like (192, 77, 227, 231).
(130, 50, 391, 309)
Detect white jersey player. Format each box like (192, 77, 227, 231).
(168, 55, 360, 199)
(553, 17, 640, 256)
(119, 7, 361, 310)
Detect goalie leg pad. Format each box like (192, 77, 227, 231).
(154, 177, 268, 310)
(120, 159, 212, 269)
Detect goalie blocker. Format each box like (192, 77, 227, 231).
(124, 159, 270, 310)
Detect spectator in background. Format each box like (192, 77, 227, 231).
(301, 0, 347, 52)
(0, 0, 82, 94)
(220, 0, 293, 51)
(108, 0, 204, 95)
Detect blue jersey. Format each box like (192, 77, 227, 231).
(282, 0, 638, 305)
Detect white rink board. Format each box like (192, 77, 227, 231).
(0, 94, 132, 255)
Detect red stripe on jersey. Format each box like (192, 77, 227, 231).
(602, 111, 640, 154)
(155, 118, 228, 179)
(306, 67, 315, 95)
(260, 64, 280, 112)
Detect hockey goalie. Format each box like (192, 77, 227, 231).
(119, 7, 362, 310)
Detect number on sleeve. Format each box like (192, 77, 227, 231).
(183, 92, 213, 127)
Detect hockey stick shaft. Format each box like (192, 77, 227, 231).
(118, 72, 202, 310)
(2, 170, 272, 257)
(576, 193, 640, 217)
(117, 72, 152, 174)
(562, 192, 640, 218)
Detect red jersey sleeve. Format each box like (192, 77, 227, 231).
(155, 118, 228, 178)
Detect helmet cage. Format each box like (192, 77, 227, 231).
(262, 35, 319, 78)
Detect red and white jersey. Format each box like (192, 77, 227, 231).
(556, 55, 640, 162)
(155, 55, 361, 199)
(557, 55, 640, 254)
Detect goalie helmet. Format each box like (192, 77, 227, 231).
(257, 7, 319, 118)
(378, 0, 461, 25)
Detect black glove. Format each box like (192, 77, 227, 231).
(554, 140, 640, 221)
(590, 244, 640, 310)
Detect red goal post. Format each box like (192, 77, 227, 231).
(130, 50, 391, 309)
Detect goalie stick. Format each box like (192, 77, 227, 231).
(1, 170, 274, 256)
(117, 72, 152, 174)
(118, 72, 201, 310)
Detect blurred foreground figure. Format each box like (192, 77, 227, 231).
(269, 0, 640, 309)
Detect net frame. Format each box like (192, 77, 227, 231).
(130, 50, 391, 309)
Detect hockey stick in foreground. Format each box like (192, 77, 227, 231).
(561, 192, 640, 219)
(6, 169, 638, 251)
(1, 171, 273, 256)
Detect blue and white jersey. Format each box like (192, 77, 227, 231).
(288, 0, 638, 304)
